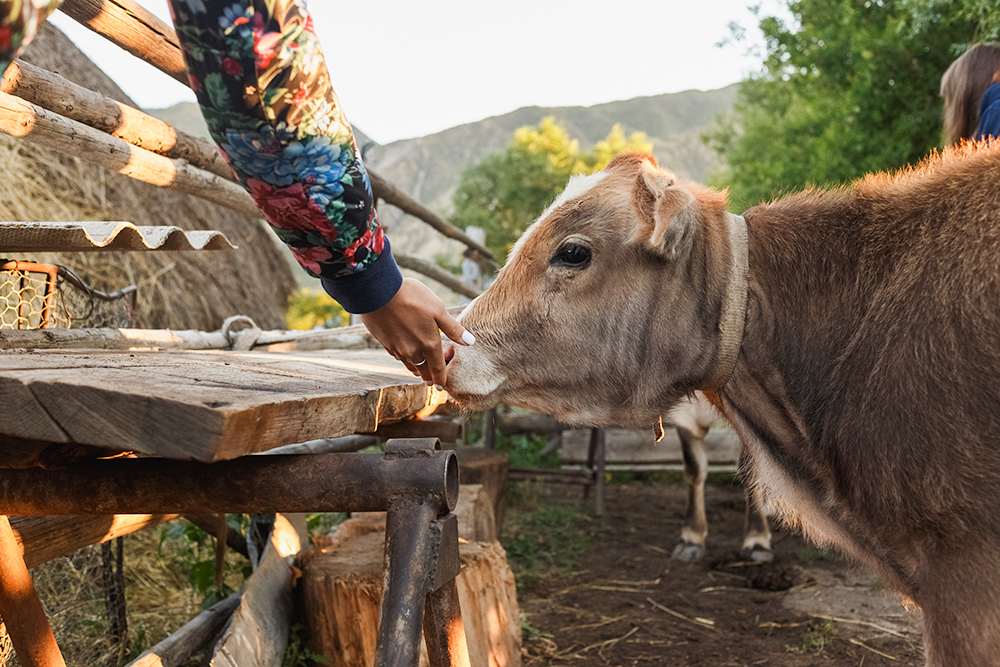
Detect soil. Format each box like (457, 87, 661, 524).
(518, 481, 925, 667)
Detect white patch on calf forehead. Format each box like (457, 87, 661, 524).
(507, 171, 608, 263)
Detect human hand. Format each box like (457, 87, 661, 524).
(360, 278, 475, 388)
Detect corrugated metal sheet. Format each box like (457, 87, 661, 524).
(0, 221, 236, 252)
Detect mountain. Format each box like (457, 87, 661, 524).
(147, 85, 737, 302)
(360, 85, 738, 265)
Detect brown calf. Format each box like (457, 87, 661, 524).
(446, 144, 1000, 666)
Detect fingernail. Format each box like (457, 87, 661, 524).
(462, 331, 476, 346)
(434, 384, 444, 391)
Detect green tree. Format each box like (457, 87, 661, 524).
(709, 0, 999, 212)
(452, 117, 651, 261)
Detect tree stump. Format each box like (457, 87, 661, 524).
(452, 447, 508, 534)
(300, 518, 520, 667)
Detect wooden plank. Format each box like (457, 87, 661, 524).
(560, 427, 739, 464)
(0, 91, 260, 219)
(1, 59, 231, 180)
(209, 515, 301, 667)
(10, 514, 178, 569)
(126, 592, 241, 667)
(0, 348, 435, 465)
(58, 0, 188, 86)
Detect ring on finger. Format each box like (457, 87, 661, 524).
(413, 359, 427, 366)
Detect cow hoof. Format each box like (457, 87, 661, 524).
(740, 544, 775, 563)
(672, 541, 705, 562)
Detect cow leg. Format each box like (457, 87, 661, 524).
(739, 482, 774, 563)
(919, 553, 1000, 667)
(672, 426, 708, 562)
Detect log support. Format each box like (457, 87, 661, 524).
(0, 440, 469, 667)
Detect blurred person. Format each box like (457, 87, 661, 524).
(0, 0, 473, 388)
(941, 42, 1000, 145)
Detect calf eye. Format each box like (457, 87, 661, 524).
(550, 242, 592, 268)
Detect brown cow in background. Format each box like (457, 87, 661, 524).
(446, 143, 1000, 666)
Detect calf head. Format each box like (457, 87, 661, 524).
(446, 153, 746, 427)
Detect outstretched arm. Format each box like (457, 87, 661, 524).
(166, 0, 471, 386)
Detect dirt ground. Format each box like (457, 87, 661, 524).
(517, 481, 925, 667)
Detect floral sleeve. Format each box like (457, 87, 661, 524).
(0, 0, 63, 74)
(168, 0, 401, 313)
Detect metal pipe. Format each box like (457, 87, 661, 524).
(0, 451, 459, 516)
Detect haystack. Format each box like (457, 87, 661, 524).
(3, 24, 296, 331)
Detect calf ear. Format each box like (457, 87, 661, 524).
(636, 160, 697, 258)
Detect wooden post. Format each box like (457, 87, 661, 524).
(394, 253, 481, 300)
(0, 515, 66, 667)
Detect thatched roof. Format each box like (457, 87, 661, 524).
(4, 24, 297, 330)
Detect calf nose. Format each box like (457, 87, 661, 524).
(444, 344, 456, 366)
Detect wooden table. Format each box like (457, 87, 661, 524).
(0, 347, 441, 468)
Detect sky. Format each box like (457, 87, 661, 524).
(47, 0, 786, 145)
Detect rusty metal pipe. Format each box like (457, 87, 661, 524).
(0, 451, 459, 516)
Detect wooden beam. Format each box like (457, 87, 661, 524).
(394, 252, 482, 300)
(125, 592, 241, 667)
(2, 59, 231, 180)
(10, 514, 179, 569)
(369, 172, 498, 271)
(58, 0, 188, 86)
(0, 92, 259, 218)
(0, 516, 66, 667)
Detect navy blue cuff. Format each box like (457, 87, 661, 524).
(320, 240, 404, 314)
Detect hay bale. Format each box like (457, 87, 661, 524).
(4, 24, 297, 331)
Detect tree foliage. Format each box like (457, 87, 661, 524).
(709, 0, 1000, 212)
(452, 117, 651, 261)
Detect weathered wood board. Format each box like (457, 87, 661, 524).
(0, 348, 439, 467)
(561, 426, 740, 464)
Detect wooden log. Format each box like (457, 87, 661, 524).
(560, 426, 740, 464)
(0, 327, 230, 352)
(209, 514, 301, 667)
(0, 91, 260, 219)
(125, 592, 241, 667)
(394, 252, 482, 300)
(10, 514, 179, 569)
(498, 412, 571, 436)
(451, 448, 508, 535)
(453, 484, 496, 543)
(58, 0, 188, 86)
(1, 59, 231, 180)
(368, 172, 498, 271)
(301, 532, 520, 667)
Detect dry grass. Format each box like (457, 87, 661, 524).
(13, 521, 249, 667)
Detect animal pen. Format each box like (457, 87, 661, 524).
(0, 1, 521, 665)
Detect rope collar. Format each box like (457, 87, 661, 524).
(701, 212, 749, 391)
